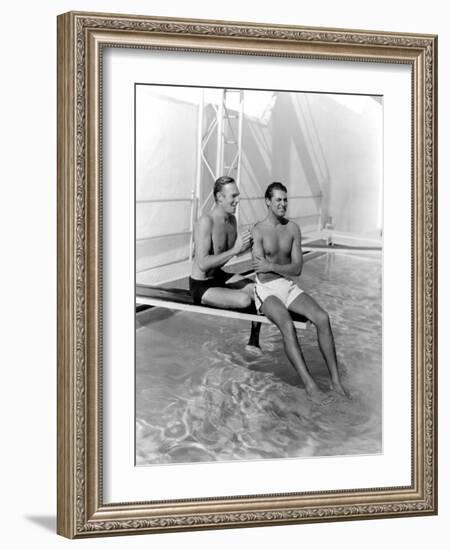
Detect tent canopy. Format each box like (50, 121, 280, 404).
(136, 85, 382, 284)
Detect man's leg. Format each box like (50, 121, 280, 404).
(261, 295, 329, 404)
(201, 287, 251, 309)
(227, 278, 262, 350)
(288, 293, 348, 397)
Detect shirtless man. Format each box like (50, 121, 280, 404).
(252, 182, 348, 402)
(190, 176, 261, 349)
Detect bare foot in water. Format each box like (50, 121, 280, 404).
(330, 381, 351, 399)
(305, 385, 335, 406)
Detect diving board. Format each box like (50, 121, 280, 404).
(136, 284, 309, 329)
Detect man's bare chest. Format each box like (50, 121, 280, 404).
(211, 223, 236, 254)
(262, 227, 293, 256)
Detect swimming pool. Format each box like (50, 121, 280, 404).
(135, 250, 382, 465)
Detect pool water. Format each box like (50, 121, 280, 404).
(136, 251, 382, 465)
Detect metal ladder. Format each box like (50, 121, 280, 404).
(189, 89, 245, 259)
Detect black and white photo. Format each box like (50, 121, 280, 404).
(135, 85, 383, 465)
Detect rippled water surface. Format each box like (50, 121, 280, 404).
(136, 252, 382, 465)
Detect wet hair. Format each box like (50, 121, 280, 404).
(265, 181, 287, 201)
(213, 176, 235, 201)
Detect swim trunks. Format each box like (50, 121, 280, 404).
(254, 276, 303, 312)
(189, 269, 232, 305)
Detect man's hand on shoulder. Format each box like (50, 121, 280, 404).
(250, 221, 265, 242)
(233, 230, 252, 255)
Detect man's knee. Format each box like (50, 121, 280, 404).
(313, 308, 330, 328)
(236, 292, 251, 309)
(278, 316, 295, 337)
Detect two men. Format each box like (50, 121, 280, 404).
(190, 176, 347, 401)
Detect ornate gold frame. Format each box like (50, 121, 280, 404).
(57, 11, 438, 538)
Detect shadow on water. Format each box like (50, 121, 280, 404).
(136, 306, 178, 328)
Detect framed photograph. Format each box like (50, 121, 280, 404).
(57, 11, 437, 538)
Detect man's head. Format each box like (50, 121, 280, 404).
(265, 182, 288, 218)
(213, 176, 240, 214)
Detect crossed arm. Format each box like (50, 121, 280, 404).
(251, 223, 303, 277)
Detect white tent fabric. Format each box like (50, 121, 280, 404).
(305, 93, 383, 237)
(136, 88, 198, 275)
(238, 91, 327, 233)
(135, 86, 382, 285)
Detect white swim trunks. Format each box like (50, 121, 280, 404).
(254, 276, 303, 312)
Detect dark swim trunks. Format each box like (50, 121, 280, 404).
(189, 270, 232, 305)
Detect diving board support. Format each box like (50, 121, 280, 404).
(136, 295, 309, 329)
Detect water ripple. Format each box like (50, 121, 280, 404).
(136, 252, 382, 465)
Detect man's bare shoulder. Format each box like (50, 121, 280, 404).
(197, 213, 213, 227)
(251, 220, 268, 236)
(286, 219, 301, 236)
(195, 214, 213, 235)
(252, 219, 300, 233)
